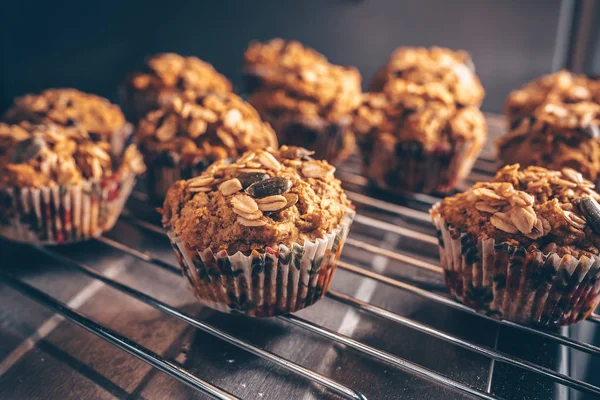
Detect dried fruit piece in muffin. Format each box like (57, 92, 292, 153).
(244, 38, 362, 164)
(160, 146, 355, 317)
(369, 46, 485, 107)
(353, 81, 487, 194)
(121, 53, 232, 121)
(135, 92, 278, 202)
(3, 88, 130, 146)
(499, 71, 600, 183)
(431, 164, 600, 326)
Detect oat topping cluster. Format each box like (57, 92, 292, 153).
(354, 81, 487, 147)
(437, 164, 600, 253)
(0, 122, 145, 188)
(499, 71, 600, 181)
(3, 89, 128, 141)
(244, 39, 362, 122)
(135, 92, 278, 163)
(122, 53, 232, 119)
(161, 146, 350, 254)
(369, 47, 485, 107)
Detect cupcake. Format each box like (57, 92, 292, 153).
(135, 92, 278, 203)
(0, 122, 145, 244)
(369, 46, 485, 107)
(121, 53, 232, 122)
(498, 71, 600, 183)
(431, 164, 600, 326)
(243, 39, 362, 164)
(354, 79, 487, 194)
(3, 88, 133, 155)
(160, 145, 354, 317)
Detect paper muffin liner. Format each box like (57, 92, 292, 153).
(359, 138, 482, 194)
(431, 209, 600, 326)
(0, 171, 137, 245)
(165, 211, 355, 317)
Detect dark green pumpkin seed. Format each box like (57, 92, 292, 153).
(574, 197, 600, 234)
(12, 136, 46, 163)
(237, 172, 269, 189)
(246, 177, 292, 198)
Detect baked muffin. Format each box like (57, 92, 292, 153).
(135, 92, 278, 202)
(354, 80, 487, 194)
(3, 88, 133, 155)
(499, 71, 600, 182)
(121, 53, 232, 122)
(431, 164, 600, 326)
(243, 39, 362, 164)
(161, 145, 354, 317)
(0, 122, 145, 244)
(369, 46, 485, 107)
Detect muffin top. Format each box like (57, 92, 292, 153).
(0, 122, 145, 188)
(122, 53, 232, 115)
(161, 145, 352, 254)
(434, 164, 600, 257)
(370, 47, 485, 107)
(505, 70, 599, 124)
(135, 92, 278, 164)
(497, 100, 600, 180)
(353, 80, 487, 149)
(245, 39, 362, 122)
(3, 89, 128, 141)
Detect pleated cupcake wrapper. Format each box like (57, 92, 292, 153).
(361, 139, 481, 194)
(0, 172, 137, 245)
(262, 114, 354, 165)
(432, 210, 600, 326)
(166, 210, 355, 317)
(145, 156, 232, 204)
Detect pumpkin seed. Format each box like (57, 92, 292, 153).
(237, 172, 269, 189)
(575, 197, 599, 234)
(12, 136, 46, 163)
(246, 177, 292, 198)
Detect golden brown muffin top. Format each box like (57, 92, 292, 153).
(353, 81, 487, 149)
(3, 89, 128, 141)
(504, 70, 599, 124)
(370, 46, 485, 107)
(135, 92, 278, 163)
(434, 164, 600, 257)
(122, 53, 232, 115)
(244, 39, 362, 122)
(497, 99, 600, 181)
(0, 122, 145, 188)
(161, 146, 352, 254)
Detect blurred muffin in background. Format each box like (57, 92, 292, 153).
(498, 71, 600, 183)
(354, 80, 487, 194)
(3, 88, 132, 154)
(121, 53, 232, 122)
(369, 46, 485, 107)
(0, 122, 144, 244)
(243, 39, 362, 164)
(355, 46, 486, 194)
(135, 92, 278, 203)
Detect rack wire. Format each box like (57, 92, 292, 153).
(2, 137, 600, 399)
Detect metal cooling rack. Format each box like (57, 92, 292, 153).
(1, 115, 600, 399)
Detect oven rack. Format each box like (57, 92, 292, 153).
(2, 143, 600, 399)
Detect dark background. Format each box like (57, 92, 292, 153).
(0, 0, 584, 114)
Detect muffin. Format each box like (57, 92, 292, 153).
(369, 46, 485, 107)
(3, 88, 133, 155)
(431, 164, 600, 326)
(498, 71, 600, 183)
(121, 53, 232, 122)
(135, 92, 278, 202)
(160, 145, 354, 317)
(354, 80, 487, 194)
(0, 122, 145, 244)
(243, 39, 362, 164)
